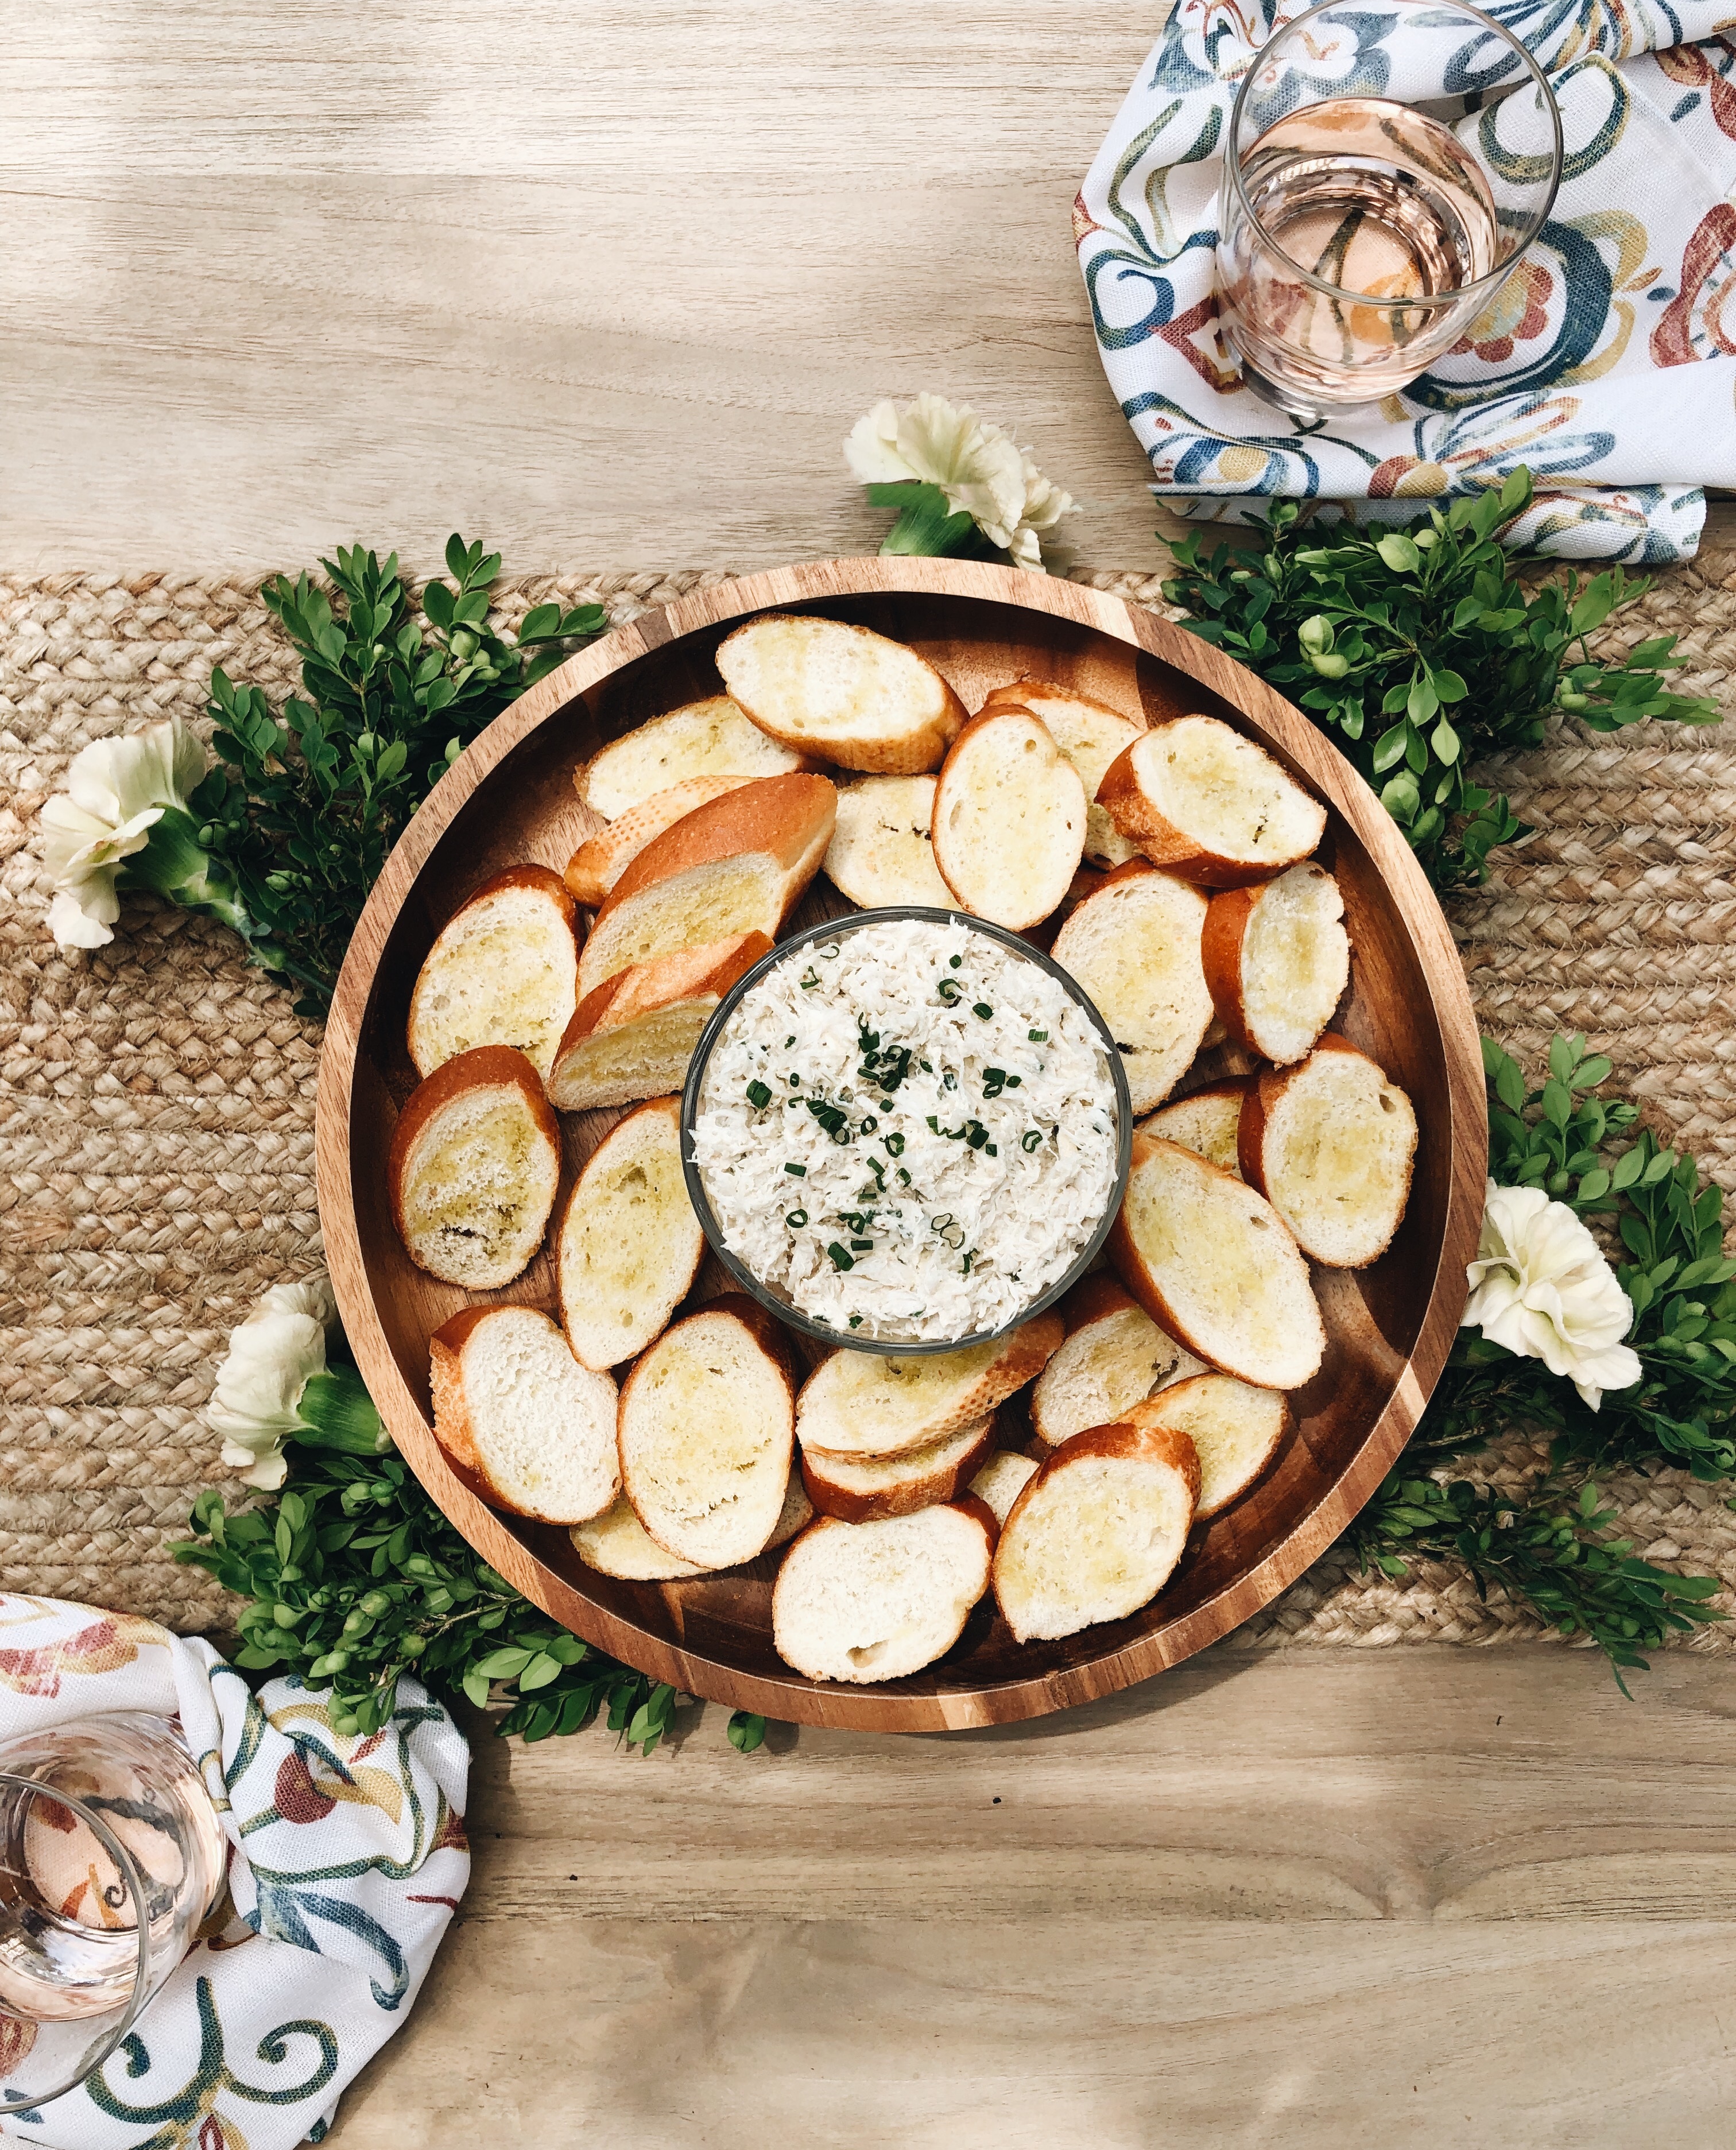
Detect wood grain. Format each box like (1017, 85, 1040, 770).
(316, 559, 1487, 1731)
(325, 1644, 1736, 2148)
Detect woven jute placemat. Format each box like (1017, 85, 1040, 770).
(4, 561, 1735, 1650)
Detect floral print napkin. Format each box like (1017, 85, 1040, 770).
(1079, 0, 1736, 560)
(0, 1596, 468, 2149)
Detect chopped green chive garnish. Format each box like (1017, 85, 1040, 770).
(936, 978, 962, 1005)
(786, 1207, 808, 1227)
(973, 1002, 993, 1020)
(850, 1237, 874, 1252)
(1029, 1028, 1048, 1041)
(827, 1242, 854, 1271)
(848, 1314, 863, 1330)
(784, 1161, 807, 1176)
(861, 1115, 878, 1133)
(896, 1167, 912, 1186)
(1007, 1073, 1021, 1087)
(949, 954, 962, 968)
(885, 1131, 905, 1156)
(1021, 1129, 1043, 1153)
(800, 969, 820, 989)
(746, 1080, 771, 1109)
(785, 1035, 796, 1048)
(965, 1123, 989, 1150)
(926, 1115, 940, 1132)
(920, 1059, 933, 1072)
(985, 1142, 998, 1157)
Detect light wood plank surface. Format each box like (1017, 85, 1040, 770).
(12, 6, 1736, 2143)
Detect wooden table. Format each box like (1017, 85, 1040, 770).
(13, 6, 1736, 2142)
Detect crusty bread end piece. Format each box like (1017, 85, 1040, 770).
(991, 1420, 1200, 1642)
(1129, 1377, 1291, 1521)
(618, 1293, 796, 1568)
(556, 1095, 704, 1369)
(931, 706, 1088, 931)
(823, 775, 953, 909)
(772, 1501, 995, 1683)
(797, 1315, 1064, 1462)
(389, 1046, 562, 1290)
(576, 697, 811, 820)
(407, 866, 582, 1085)
(800, 1412, 998, 1524)
(547, 931, 771, 1113)
(716, 614, 967, 774)
(979, 679, 1145, 869)
(429, 1304, 618, 1524)
(1030, 1272, 1206, 1450)
(1238, 1036, 1418, 1268)
(1201, 861, 1350, 1064)
(1097, 716, 1327, 887)
(1138, 1078, 1250, 1176)
(1109, 1133, 1325, 1389)
(1049, 861, 1212, 1114)
(564, 776, 758, 906)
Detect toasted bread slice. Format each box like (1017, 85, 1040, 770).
(772, 1500, 996, 1683)
(1049, 862, 1211, 1114)
(1029, 1273, 1206, 1450)
(801, 1412, 997, 1524)
(576, 773, 836, 1000)
(389, 1046, 561, 1289)
(823, 775, 953, 909)
(564, 776, 757, 906)
(429, 1305, 618, 1524)
(796, 1314, 1063, 1462)
(931, 707, 1087, 931)
(1202, 862, 1350, 1065)
(547, 932, 771, 1114)
(1130, 1377, 1290, 1521)
(577, 697, 809, 820)
(1110, 1133, 1324, 1388)
(1098, 716, 1327, 887)
(1239, 1036, 1417, 1268)
(716, 614, 967, 774)
(618, 1293, 796, 1568)
(571, 1466, 812, 1581)
(406, 866, 582, 1086)
(968, 1448, 1039, 1527)
(1139, 1078, 1250, 1176)
(991, 1421, 1199, 1642)
(980, 680, 1144, 870)
(556, 1097, 704, 1370)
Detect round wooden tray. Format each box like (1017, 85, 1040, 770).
(317, 558, 1486, 1733)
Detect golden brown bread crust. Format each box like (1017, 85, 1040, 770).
(1237, 1032, 1359, 1192)
(405, 866, 584, 1076)
(564, 777, 757, 906)
(799, 1415, 999, 1525)
(596, 772, 837, 916)
(1128, 1381, 1292, 1521)
(716, 615, 968, 774)
(428, 1303, 580, 1514)
(387, 1045, 561, 1268)
(796, 1309, 1066, 1462)
(931, 707, 1087, 933)
(950, 1489, 1001, 1555)
(1095, 723, 1317, 889)
(554, 931, 772, 1058)
(1199, 881, 1264, 1047)
(978, 677, 1145, 729)
(1054, 1270, 1141, 1335)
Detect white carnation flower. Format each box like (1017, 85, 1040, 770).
(845, 394, 1076, 570)
(40, 715, 210, 950)
(1462, 1179, 1642, 1410)
(208, 1269, 339, 1491)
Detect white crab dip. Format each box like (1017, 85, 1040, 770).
(689, 915, 1120, 1343)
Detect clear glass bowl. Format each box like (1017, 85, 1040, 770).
(679, 906, 1133, 1356)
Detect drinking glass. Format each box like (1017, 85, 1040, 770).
(0, 1715, 228, 2114)
(1216, 0, 1563, 421)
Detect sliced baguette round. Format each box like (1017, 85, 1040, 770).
(547, 931, 772, 1114)
(1238, 1036, 1418, 1268)
(389, 1046, 562, 1289)
(800, 1412, 997, 1524)
(1109, 1133, 1325, 1389)
(571, 1466, 812, 1582)
(979, 679, 1144, 870)
(1138, 1078, 1250, 1175)
(564, 776, 757, 907)
(968, 1448, 1039, 1527)
(1049, 861, 1212, 1114)
(618, 1293, 796, 1568)
(576, 697, 810, 820)
(556, 1095, 704, 1370)
(576, 773, 836, 1000)
(772, 1500, 996, 1683)
(1202, 862, 1350, 1065)
(429, 1304, 618, 1524)
(716, 613, 967, 774)
(1129, 1377, 1290, 1520)
(1097, 716, 1327, 887)
(406, 866, 582, 1086)
(991, 1421, 1200, 1642)
(823, 775, 953, 909)
(1029, 1273, 1206, 1450)
(931, 707, 1087, 931)
(796, 1314, 1064, 1463)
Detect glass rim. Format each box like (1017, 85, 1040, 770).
(679, 905, 1134, 1358)
(1225, 0, 1565, 312)
(0, 1771, 154, 2114)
